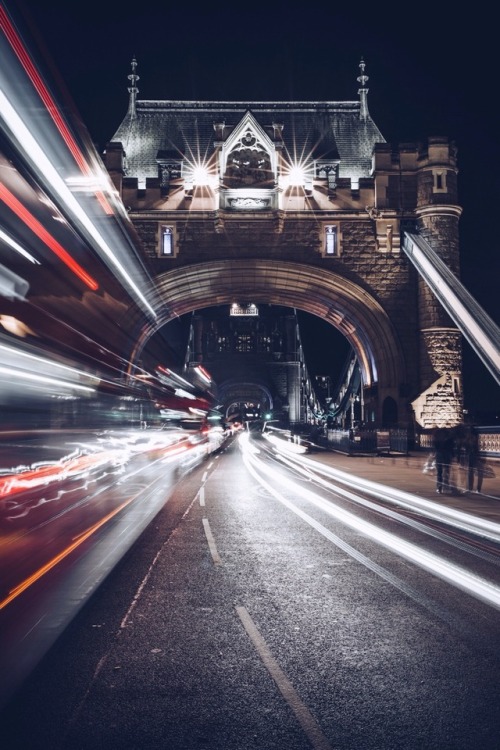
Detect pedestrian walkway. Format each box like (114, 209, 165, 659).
(306, 448, 500, 525)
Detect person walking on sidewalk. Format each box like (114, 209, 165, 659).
(461, 425, 484, 493)
(432, 426, 454, 494)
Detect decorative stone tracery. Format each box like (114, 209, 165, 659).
(223, 129, 274, 187)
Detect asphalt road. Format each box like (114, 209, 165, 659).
(1, 434, 500, 749)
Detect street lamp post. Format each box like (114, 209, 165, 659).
(350, 393, 360, 426)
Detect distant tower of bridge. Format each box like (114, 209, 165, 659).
(103, 58, 464, 431)
(184, 304, 321, 427)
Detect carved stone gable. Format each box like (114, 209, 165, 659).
(219, 112, 277, 190)
(224, 133, 273, 187)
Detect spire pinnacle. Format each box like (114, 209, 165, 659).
(357, 57, 369, 121)
(127, 56, 140, 118)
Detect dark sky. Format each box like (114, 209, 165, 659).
(6, 0, 500, 415)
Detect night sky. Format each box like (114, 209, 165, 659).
(5, 0, 500, 417)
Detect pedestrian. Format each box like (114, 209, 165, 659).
(462, 426, 483, 493)
(432, 426, 454, 494)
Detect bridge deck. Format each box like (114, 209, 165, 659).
(1, 439, 500, 749)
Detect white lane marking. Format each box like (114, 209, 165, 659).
(202, 518, 222, 565)
(202, 471, 208, 483)
(199, 486, 205, 506)
(236, 606, 333, 750)
(207, 462, 214, 470)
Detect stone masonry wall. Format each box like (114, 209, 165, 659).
(132, 211, 420, 405)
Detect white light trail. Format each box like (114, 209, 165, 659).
(411, 242, 498, 366)
(0, 342, 100, 383)
(0, 89, 157, 319)
(0, 365, 95, 392)
(174, 388, 196, 400)
(240, 438, 500, 611)
(194, 365, 211, 384)
(264, 432, 308, 454)
(0, 227, 39, 263)
(403, 233, 500, 383)
(273, 447, 500, 544)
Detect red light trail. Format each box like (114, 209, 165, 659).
(0, 182, 99, 290)
(0, 4, 113, 215)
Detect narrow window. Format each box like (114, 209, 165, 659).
(325, 225, 337, 255)
(161, 226, 174, 256)
(432, 170, 447, 193)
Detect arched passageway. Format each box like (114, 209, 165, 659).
(124, 260, 409, 425)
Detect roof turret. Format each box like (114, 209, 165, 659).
(127, 56, 139, 118)
(357, 58, 369, 121)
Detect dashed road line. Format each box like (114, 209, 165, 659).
(236, 606, 333, 750)
(202, 518, 222, 565)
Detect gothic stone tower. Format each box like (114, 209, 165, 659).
(185, 305, 322, 428)
(372, 137, 463, 428)
(103, 59, 463, 431)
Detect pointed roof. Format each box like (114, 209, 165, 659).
(108, 59, 386, 183)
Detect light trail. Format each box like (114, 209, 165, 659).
(403, 232, 500, 384)
(0, 181, 98, 290)
(0, 432, 207, 608)
(0, 89, 157, 318)
(0, 447, 119, 499)
(0, 226, 39, 263)
(0, 5, 113, 215)
(264, 432, 308, 454)
(0, 364, 95, 393)
(265, 435, 500, 544)
(239, 434, 500, 610)
(0, 494, 134, 610)
(0, 342, 101, 382)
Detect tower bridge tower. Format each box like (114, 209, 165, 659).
(103, 59, 464, 431)
(185, 305, 321, 428)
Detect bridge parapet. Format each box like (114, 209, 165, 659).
(327, 427, 500, 460)
(418, 427, 500, 459)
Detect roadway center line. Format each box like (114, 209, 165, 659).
(236, 606, 333, 750)
(199, 486, 205, 506)
(202, 518, 222, 565)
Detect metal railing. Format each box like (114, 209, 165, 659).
(325, 428, 408, 455)
(326, 426, 499, 458)
(418, 426, 500, 458)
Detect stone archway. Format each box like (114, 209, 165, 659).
(124, 259, 408, 425)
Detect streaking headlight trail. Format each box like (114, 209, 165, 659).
(240, 436, 500, 611)
(0, 89, 156, 317)
(265, 434, 500, 544)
